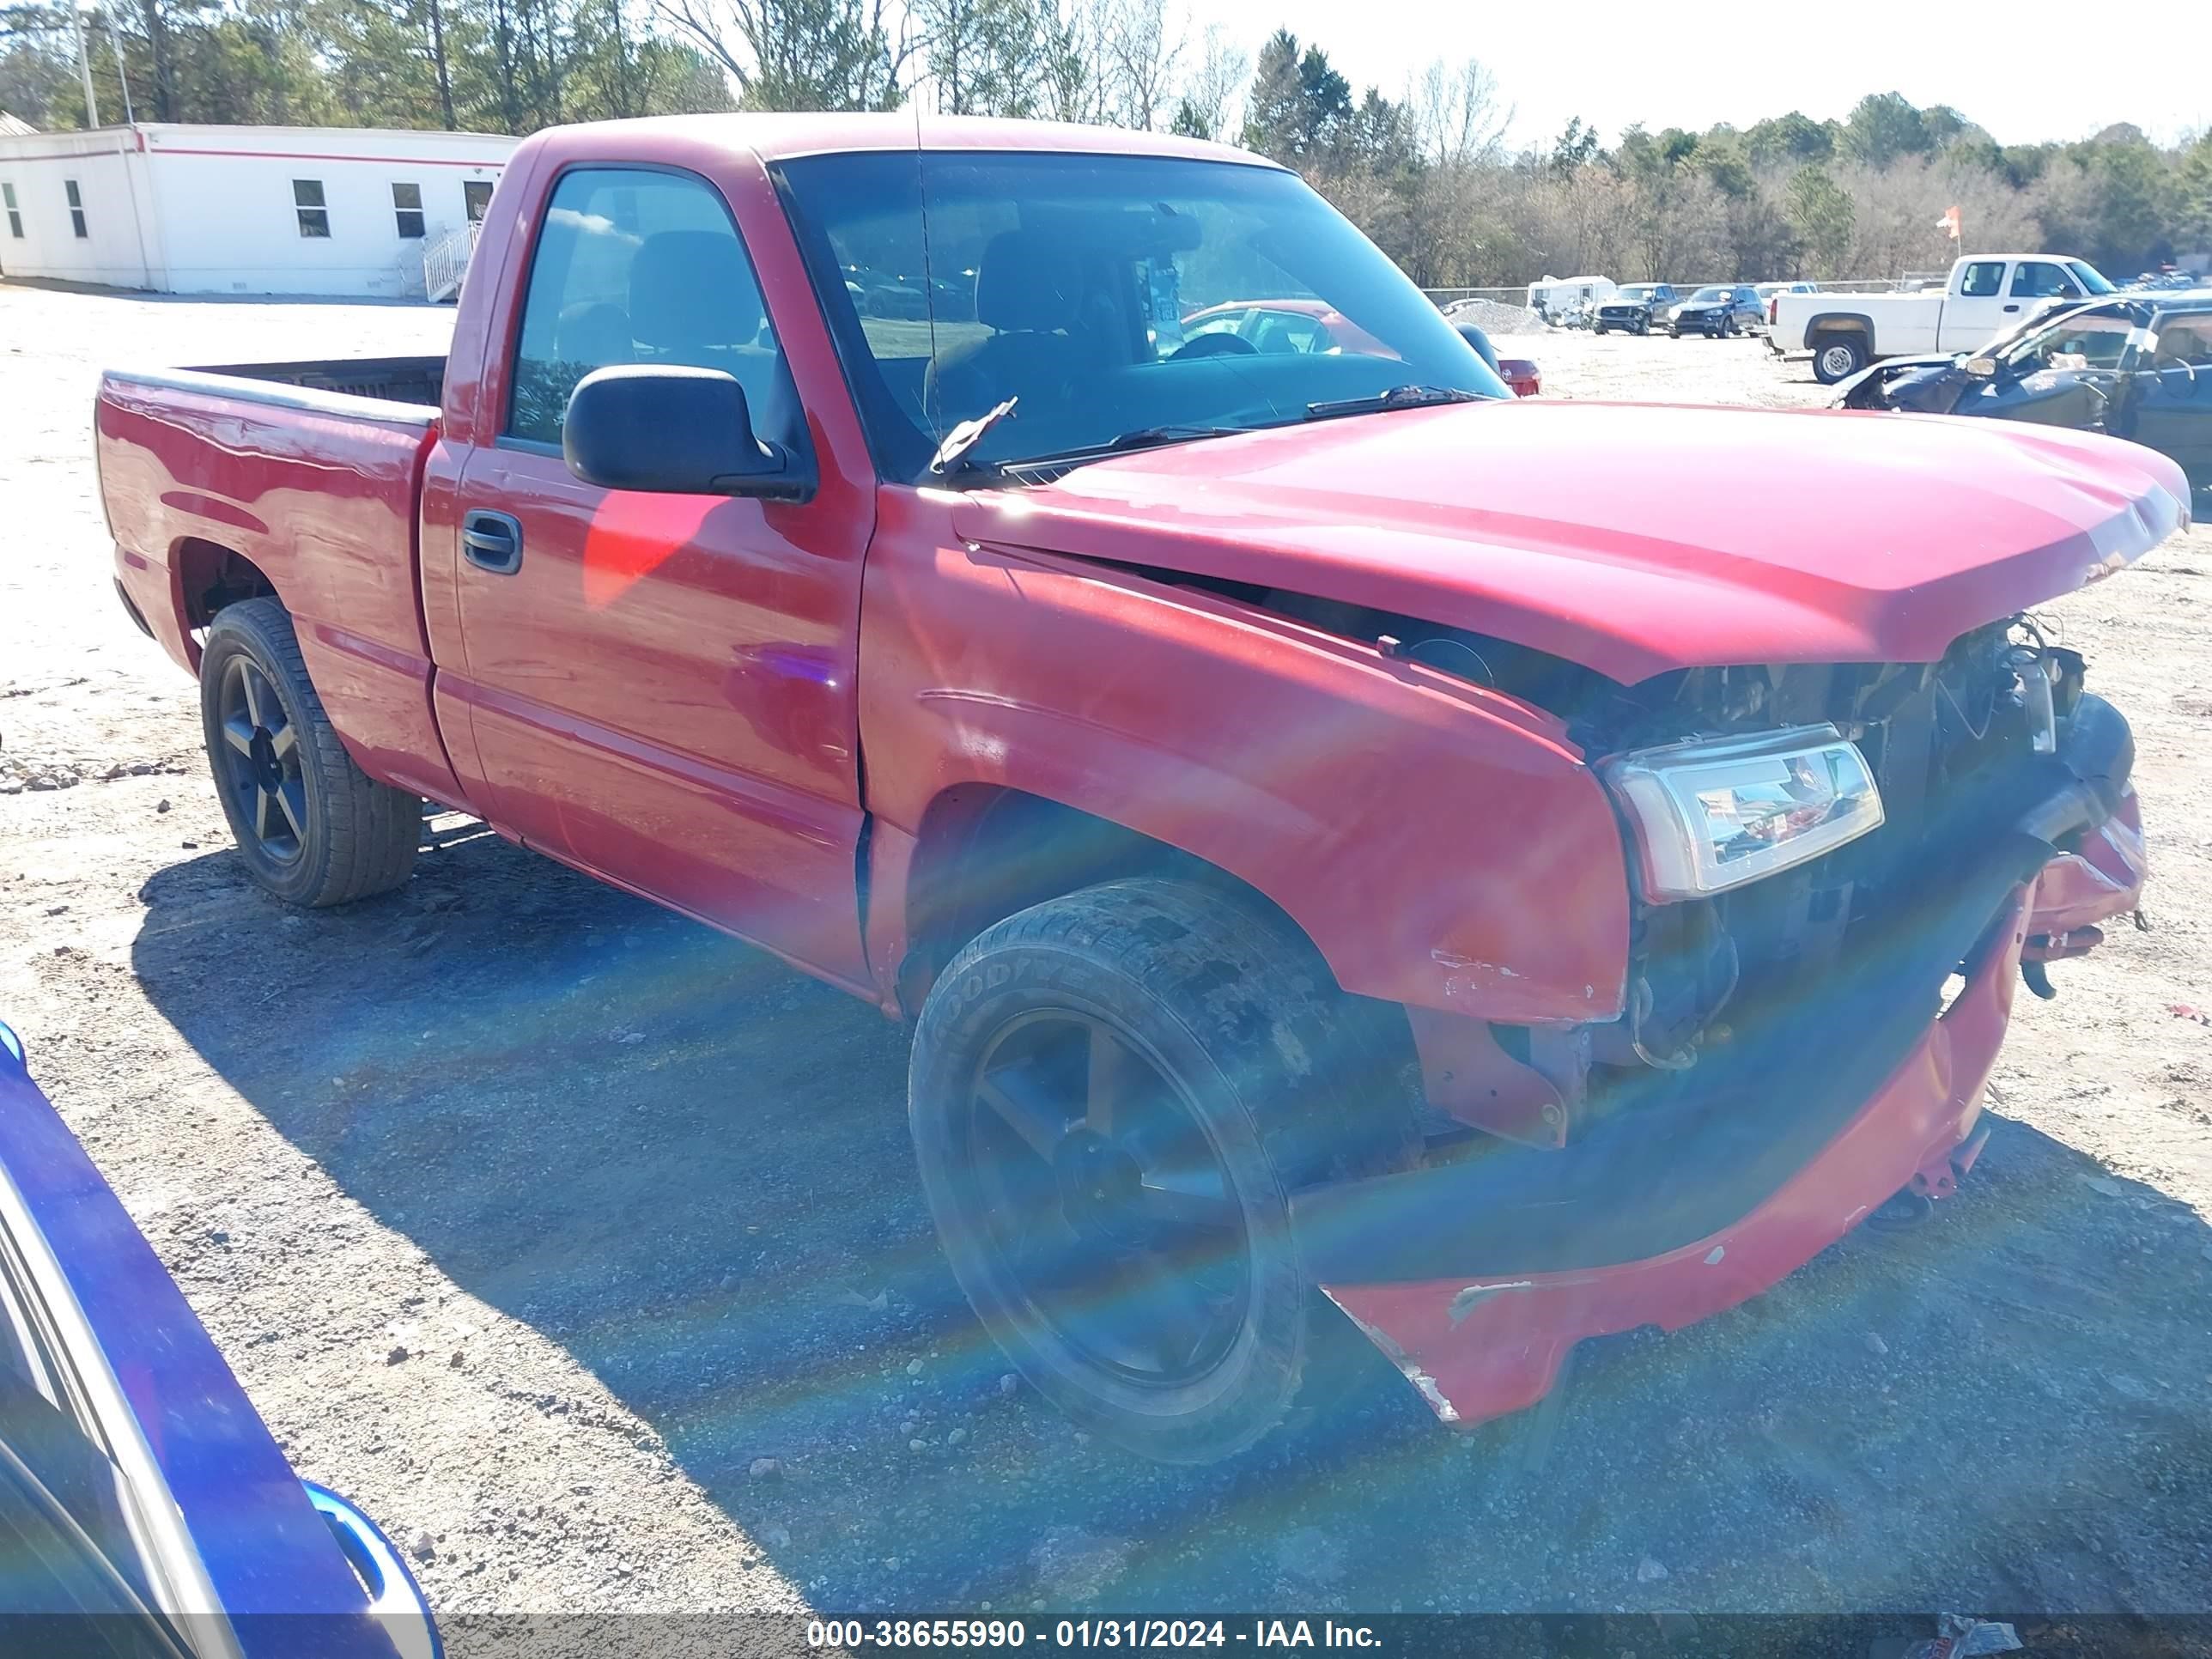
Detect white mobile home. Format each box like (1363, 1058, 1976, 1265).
(0, 123, 516, 299)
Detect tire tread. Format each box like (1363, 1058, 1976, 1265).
(915, 877, 1422, 1462)
(201, 598, 419, 907)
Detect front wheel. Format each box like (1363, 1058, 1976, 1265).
(200, 599, 420, 907)
(908, 878, 1419, 1464)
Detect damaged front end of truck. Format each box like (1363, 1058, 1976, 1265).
(1292, 617, 2150, 1429)
(934, 379, 2191, 1449)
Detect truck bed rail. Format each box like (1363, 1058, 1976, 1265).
(104, 357, 445, 426)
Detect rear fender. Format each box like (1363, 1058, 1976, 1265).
(95, 377, 466, 805)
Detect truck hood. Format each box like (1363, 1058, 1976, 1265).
(953, 399, 2191, 682)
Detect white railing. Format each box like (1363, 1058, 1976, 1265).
(423, 220, 482, 304)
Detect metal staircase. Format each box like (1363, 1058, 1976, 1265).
(423, 220, 481, 304)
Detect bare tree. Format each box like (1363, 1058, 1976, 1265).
(917, 0, 1042, 116)
(1169, 21, 1243, 140)
(1031, 0, 1103, 122)
(1403, 55, 1507, 168)
(655, 0, 908, 109)
(1098, 0, 1177, 131)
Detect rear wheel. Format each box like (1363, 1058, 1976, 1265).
(200, 599, 420, 907)
(908, 878, 1419, 1464)
(1812, 333, 1869, 384)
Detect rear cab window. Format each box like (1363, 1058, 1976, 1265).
(1959, 261, 2007, 297)
(506, 166, 799, 450)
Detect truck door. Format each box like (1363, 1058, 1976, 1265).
(2124, 313, 2212, 481)
(448, 162, 874, 988)
(1941, 259, 2012, 349)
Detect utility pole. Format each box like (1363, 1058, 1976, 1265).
(73, 5, 102, 128)
(98, 4, 137, 125)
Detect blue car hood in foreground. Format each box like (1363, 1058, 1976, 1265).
(0, 1022, 429, 1659)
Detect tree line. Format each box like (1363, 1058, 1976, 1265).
(3, 0, 2207, 285)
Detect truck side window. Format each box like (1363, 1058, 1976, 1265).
(507, 167, 793, 449)
(1959, 262, 2006, 298)
(2011, 262, 2075, 299)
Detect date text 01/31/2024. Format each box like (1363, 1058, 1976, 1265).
(806, 1619, 1385, 1650)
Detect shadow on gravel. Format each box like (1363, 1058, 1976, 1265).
(131, 825, 2212, 1614)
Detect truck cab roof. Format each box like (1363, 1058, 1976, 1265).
(513, 111, 1275, 170)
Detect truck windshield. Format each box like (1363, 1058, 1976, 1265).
(2068, 260, 2116, 296)
(774, 149, 1506, 482)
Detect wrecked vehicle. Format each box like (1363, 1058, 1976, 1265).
(1835, 292, 2212, 489)
(95, 114, 2185, 1464)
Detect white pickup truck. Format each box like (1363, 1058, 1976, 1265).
(1771, 254, 2118, 384)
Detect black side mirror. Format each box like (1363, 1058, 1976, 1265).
(563, 365, 812, 501)
(1454, 321, 1500, 371)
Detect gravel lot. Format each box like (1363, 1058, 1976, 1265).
(3, 282, 2209, 1645)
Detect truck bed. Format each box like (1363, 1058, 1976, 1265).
(186, 356, 447, 408)
(96, 354, 465, 805)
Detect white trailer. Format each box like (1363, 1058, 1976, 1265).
(0, 123, 515, 299)
(1526, 274, 1619, 319)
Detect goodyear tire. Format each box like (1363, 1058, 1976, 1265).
(199, 598, 420, 907)
(908, 878, 1420, 1464)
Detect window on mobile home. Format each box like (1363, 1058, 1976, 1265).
(294, 179, 329, 238)
(392, 181, 425, 240)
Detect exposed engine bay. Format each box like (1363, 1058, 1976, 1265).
(1241, 581, 2105, 1141)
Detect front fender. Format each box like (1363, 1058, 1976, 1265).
(858, 488, 1632, 1024)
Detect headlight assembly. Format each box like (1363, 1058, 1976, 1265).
(1600, 725, 1885, 902)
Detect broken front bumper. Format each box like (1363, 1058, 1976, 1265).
(1294, 698, 2146, 1429)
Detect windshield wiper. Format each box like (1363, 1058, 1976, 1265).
(993, 423, 1258, 478)
(1304, 385, 1485, 422)
(930, 396, 1018, 477)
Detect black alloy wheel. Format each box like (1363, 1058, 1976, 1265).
(966, 1006, 1250, 1388)
(214, 654, 308, 863)
(198, 598, 420, 907)
(908, 878, 1422, 1462)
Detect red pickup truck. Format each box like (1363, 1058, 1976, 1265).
(97, 114, 2183, 1465)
